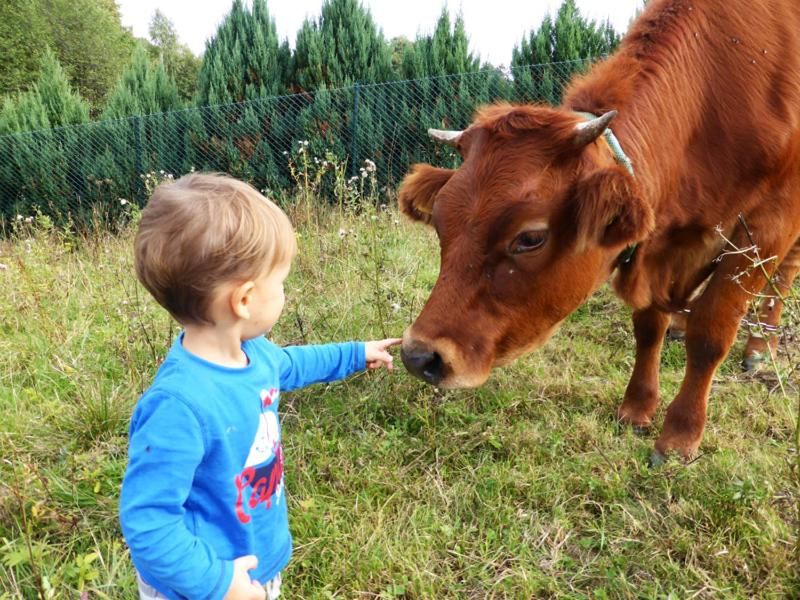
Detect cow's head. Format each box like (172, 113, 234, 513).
(399, 104, 654, 388)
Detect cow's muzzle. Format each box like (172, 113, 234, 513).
(401, 342, 445, 385)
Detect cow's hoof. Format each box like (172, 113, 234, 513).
(648, 450, 666, 468)
(741, 352, 764, 372)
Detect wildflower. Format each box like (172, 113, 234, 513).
(338, 228, 347, 239)
(159, 170, 165, 175)
(283, 150, 289, 155)
(0, 263, 7, 271)
(390, 302, 401, 313)
(361, 171, 368, 178)
(364, 159, 377, 173)
(25, 216, 33, 224)
(119, 199, 129, 206)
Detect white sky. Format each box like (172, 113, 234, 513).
(117, 0, 644, 68)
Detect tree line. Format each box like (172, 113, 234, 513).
(1, 0, 621, 130)
(0, 0, 623, 223)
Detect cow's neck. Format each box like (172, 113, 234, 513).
(563, 0, 706, 214)
(563, 0, 711, 308)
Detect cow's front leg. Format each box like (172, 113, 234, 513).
(655, 250, 777, 459)
(617, 306, 670, 430)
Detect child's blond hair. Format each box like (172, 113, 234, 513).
(134, 173, 296, 325)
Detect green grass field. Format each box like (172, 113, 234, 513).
(1, 201, 798, 599)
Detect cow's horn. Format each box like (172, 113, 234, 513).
(428, 128, 463, 146)
(574, 110, 618, 148)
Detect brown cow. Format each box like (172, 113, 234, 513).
(398, 0, 800, 461)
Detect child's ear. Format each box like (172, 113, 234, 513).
(398, 164, 455, 225)
(565, 166, 654, 252)
(231, 280, 256, 320)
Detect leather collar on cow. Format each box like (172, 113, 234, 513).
(575, 111, 638, 269)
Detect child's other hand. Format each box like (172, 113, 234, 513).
(365, 338, 402, 370)
(224, 555, 266, 600)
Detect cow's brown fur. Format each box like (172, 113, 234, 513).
(398, 0, 800, 458)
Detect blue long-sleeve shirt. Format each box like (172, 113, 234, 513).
(120, 333, 366, 600)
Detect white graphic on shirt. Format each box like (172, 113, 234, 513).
(233, 388, 284, 524)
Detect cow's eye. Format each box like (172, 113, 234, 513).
(509, 230, 548, 254)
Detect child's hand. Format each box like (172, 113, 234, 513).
(365, 338, 403, 370)
(224, 555, 266, 600)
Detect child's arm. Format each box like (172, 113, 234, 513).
(120, 393, 234, 600)
(276, 338, 401, 391)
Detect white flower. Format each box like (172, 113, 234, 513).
(24, 216, 33, 224)
(16, 215, 22, 221)
(361, 171, 368, 178)
(364, 159, 377, 172)
(159, 169, 165, 175)
(119, 198, 128, 206)
(0, 263, 7, 271)
(338, 228, 347, 239)
(390, 302, 401, 313)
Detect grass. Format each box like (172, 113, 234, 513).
(0, 199, 798, 599)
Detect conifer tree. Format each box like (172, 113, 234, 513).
(511, 0, 620, 103)
(0, 50, 89, 134)
(102, 45, 182, 119)
(37, 49, 91, 127)
(196, 0, 289, 105)
(291, 0, 393, 90)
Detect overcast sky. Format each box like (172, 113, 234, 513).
(117, 0, 644, 68)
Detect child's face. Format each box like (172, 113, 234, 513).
(243, 261, 291, 339)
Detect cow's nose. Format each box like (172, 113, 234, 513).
(401, 346, 444, 385)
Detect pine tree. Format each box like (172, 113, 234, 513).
(0, 50, 89, 134)
(196, 0, 289, 105)
(291, 0, 393, 90)
(511, 0, 621, 104)
(0, 51, 92, 223)
(37, 49, 90, 127)
(102, 45, 182, 119)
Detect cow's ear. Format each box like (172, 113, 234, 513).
(568, 166, 654, 252)
(398, 164, 455, 225)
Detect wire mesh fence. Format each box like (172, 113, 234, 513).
(0, 59, 593, 226)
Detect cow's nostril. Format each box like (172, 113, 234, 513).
(422, 352, 444, 384)
(401, 347, 445, 385)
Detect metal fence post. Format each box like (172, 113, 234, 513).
(133, 115, 144, 203)
(350, 83, 361, 178)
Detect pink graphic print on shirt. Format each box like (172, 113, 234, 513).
(234, 388, 284, 524)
